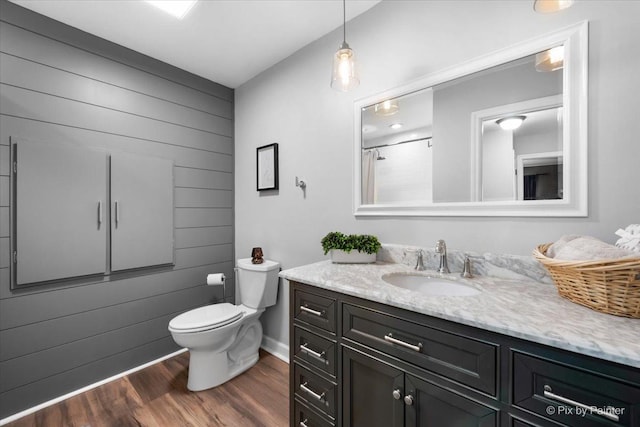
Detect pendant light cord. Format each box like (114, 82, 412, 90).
(342, 0, 346, 43)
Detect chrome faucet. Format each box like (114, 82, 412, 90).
(414, 249, 426, 271)
(435, 240, 450, 274)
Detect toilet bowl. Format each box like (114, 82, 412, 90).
(168, 258, 280, 391)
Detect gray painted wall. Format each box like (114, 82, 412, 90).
(235, 1, 640, 358)
(0, 0, 233, 418)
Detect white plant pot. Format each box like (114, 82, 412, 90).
(330, 249, 376, 264)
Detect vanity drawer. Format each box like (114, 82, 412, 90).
(342, 303, 497, 395)
(294, 399, 335, 427)
(294, 288, 336, 333)
(294, 364, 337, 420)
(294, 326, 337, 377)
(512, 351, 640, 427)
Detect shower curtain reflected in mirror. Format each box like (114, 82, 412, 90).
(361, 149, 376, 204)
(361, 139, 433, 205)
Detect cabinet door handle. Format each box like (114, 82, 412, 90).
(97, 201, 103, 227)
(300, 305, 323, 317)
(384, 333, 423, 352)
(404, 394, 414, 406)
(300, 343, 327, 363)
(392, 389, 402, 400)
(300, 382, 325, 402)
(299, 419, 309, 427)
(114, 201, 120, 228)
(543, 385, 620, 422)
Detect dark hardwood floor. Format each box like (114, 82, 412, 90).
(6, 350, 289, 427)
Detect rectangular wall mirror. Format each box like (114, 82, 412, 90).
(354, 22, 587, 217)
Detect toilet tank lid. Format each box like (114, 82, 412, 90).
(237, 258, 280, 272)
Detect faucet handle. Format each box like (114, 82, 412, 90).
(414, 249, 425, 271)
(461, 256, 473, 278)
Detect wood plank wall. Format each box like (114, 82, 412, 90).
(0, 0, 234, 419)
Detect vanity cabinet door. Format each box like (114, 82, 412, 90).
(342, 346, 404, 427)
(406, 374, 498, 427)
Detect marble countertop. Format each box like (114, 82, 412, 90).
(280, 260, 640, 368)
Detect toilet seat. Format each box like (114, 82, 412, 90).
(168, 303, 244, 333)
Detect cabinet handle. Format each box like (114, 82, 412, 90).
(404, 394, 414, 406)
(392, 389, 402, 400)
(114, 201, 120, 228)
(299, 419, 309, 427)
(97, 201, 103, 227)
(300, 382, 325, 402)
(384, 333, 423, 352)
(300, 305, 324, 317)
(300, 343, 327, 363)
(543, 385, 620, 422)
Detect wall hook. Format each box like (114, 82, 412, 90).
(295, 176, 307, 189)
(295, 176, 307, 199)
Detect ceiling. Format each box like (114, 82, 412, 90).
(9, 0, 381, 88)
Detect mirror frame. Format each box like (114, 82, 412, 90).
(353, 21, 588, 217)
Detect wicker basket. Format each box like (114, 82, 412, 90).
(533, 243, 640, 318)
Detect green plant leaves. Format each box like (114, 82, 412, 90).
(321, 231, 381, 255)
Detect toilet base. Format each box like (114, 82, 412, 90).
(186, 319, 263, 391)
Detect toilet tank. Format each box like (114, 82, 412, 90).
(236, 258, 280, 309)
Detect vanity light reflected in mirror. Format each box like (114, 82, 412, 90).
(354, 22, 587, 217)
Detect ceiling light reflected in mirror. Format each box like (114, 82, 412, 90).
(535, 45, 565, 72)
(375, 99, 399, 116)
(496, 116, 527, 130)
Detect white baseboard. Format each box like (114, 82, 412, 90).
(0, 348, 188, 426)
(261, 335, 289, 363)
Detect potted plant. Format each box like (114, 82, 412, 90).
(321, 231, 381, 264)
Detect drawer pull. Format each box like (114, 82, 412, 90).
(299, 418, 309, 427)
(300, 305, 324, 317)
(384, 333, 423, 352)
(300, 343, 327, 363)
(543, 385, 620, 422)
(300, 382, 326, 402)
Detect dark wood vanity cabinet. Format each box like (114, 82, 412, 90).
(289, 281, 640, 427)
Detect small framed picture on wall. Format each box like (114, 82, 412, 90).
(256, 143, 279, 191)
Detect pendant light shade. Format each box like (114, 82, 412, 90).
(331, 0, 359, 91)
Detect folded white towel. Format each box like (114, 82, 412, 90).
(615, 224, 640, 253)
(548, 235, 636, 261)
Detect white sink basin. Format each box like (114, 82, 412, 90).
(381, 273, 482, 296)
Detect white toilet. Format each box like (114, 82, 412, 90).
(168, 258, 280, 391)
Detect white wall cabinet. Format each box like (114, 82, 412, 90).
(110, 152, 174, 272)
(12, 139, 174, 286)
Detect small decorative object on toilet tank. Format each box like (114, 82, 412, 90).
(321, 232, 381, 264)
(251, 247, 264, 264)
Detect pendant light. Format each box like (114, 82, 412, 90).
(331, 0, 359, 91)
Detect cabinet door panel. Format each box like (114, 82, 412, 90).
(110, 152, 174, 271)
(406, 374, 498, 427)
(342, 346, 404, 427)
(14, 140, 107, 285)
